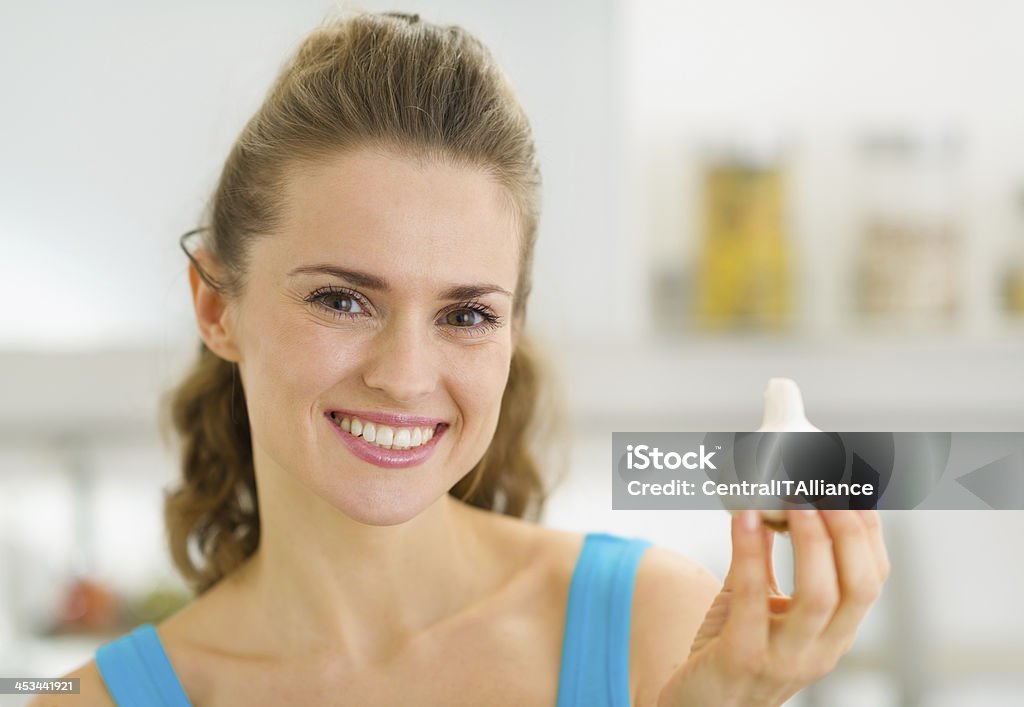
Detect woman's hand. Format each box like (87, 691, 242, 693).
(657, 509, 890, 707)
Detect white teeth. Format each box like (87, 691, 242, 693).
(394, 428, 411, 449)
(331, 414, 438, 451)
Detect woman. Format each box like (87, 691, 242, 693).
(41, 10, 888, 706)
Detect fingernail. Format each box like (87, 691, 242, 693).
(742, 510, 760, 531)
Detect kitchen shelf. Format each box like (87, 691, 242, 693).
(548, 332, 1024, 431)
(2, 332, 1022, 442)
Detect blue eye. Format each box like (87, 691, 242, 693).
(319, 292, 362, 313)
(442, 303, 503, 336)
(306, 286, 368, 319)
(304, 286, 503, 336)
(446, 308, 484, 327)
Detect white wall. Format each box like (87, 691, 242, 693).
(624, 0, 1024, 340)
(0, 0, 621, 348)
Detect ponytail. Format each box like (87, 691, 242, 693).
(164, 345, 258, 594)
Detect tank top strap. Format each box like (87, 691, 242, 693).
(556, 532, 653, 707)
(96, 623, 193, 707)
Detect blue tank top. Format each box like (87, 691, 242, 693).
(555, 532, 652, 707)
(96, 532, 652, 706)
(95, 623, 191, 706)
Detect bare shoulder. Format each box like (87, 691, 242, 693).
(630, 545, 721, 707)
(459, 502, 587, 581)
(24, 659, 115, 707)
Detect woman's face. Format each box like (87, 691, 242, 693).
(224, 147, 520, 526)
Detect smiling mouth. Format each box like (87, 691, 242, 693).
(328, 412, 447, 451)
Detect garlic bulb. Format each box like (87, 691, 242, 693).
(758, 377, 821, 433)
(736, 377, 822, 532)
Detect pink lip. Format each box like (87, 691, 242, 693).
(324, 412, 447, 469)
(326, 408, 448, 428)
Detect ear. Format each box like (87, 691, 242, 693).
(188, 255, 242, 363)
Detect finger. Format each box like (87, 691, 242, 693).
(762, 525, 783, 595)
(817, 510, 884, 656)
(720, 511, 770, 666)
(724, 520, 780, 594)
(774, 509, 839, 655)
(857, 509, 891, 581)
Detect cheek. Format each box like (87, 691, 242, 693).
(443, 341, 513, 432)
(241, 312, 364, 427)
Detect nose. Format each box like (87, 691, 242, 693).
(361, 315, 439, 404)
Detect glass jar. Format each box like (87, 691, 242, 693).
(1001, 188, 1024, 318)
(693, 141, 794, 332)
(852, 131, 964, 329)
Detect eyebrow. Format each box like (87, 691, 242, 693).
(287, 264, 513, 300)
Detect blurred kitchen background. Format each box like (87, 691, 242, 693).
(2, 1, 1023, 705)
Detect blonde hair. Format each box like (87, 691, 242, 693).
(165, 11, 555, 595)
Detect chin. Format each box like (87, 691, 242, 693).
(320, 475, 451, 527)
(341, 503, 427, 527)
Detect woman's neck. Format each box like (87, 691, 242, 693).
(218, 464, 509, 668)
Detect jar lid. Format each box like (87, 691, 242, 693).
(859, 128, 963, 160)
